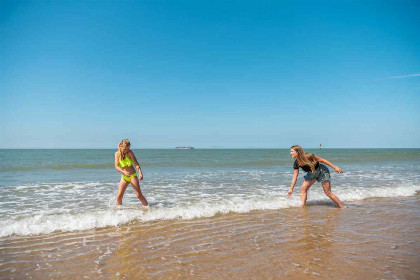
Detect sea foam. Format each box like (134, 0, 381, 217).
(0, 184, 418, 238)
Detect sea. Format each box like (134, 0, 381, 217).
(0, 148, 419, 238)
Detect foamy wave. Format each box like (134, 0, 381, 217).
(0, 210, 141, 237)
(0, 184, 418, 237)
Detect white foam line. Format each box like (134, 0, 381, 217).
(1, 184, 419, 238)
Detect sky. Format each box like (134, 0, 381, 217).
(0, 0, 419, 148)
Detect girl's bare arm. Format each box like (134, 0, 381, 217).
(314, 156, 343, 173)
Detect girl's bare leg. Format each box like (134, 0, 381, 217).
(300, 179, 316, 207)
(116, 178, 130, 205)
(131, 177, 148, 206)
(321, 181, 344, 208)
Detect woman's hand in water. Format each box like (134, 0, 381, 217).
(334, 167, 343, 173)
(287, 188, 293, 198)
(138, 173, 143, 181)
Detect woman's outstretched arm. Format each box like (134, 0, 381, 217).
(314, 155, 343, 173)
(288, 169, 299, 198)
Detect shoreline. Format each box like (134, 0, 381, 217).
(1, 195, 419, 279)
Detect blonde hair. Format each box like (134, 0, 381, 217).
(117, 139, 131, 161)
(291, 145, 317, 173)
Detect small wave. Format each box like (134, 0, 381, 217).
(0, 184, 418, 238)
(49, 163, 114, 170)
(0, 160, 284, 171)
(0, 163, 114, 171)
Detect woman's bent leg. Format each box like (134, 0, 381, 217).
(300, 179, 316, 207)
(131, 177, 148, 206)
(117, 178, 130, 205)
(321, 181, 344, 208)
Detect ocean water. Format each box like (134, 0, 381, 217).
(0, 149, 419, 237)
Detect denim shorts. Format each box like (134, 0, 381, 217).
(303, 164, 331, 182)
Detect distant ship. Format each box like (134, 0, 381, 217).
(175, 146, 194, 149)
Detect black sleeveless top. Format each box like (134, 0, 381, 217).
(293, 154, 319, 172)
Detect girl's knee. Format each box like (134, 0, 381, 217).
(301, 185, 312, 193)
(134, 189, 143, 197)
(324, 189, 333, 197)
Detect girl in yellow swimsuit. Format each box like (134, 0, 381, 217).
(114, 139, 148, 206)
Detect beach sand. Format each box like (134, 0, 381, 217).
(1, 195, 419, 280)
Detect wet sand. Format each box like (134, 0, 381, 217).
(1, 195, 419, 280)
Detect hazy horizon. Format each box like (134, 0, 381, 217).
(1, 147, 419, 150)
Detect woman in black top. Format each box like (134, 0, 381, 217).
(288, 145, 344, 208)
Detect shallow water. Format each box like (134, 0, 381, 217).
(1, 196, 419, 279)
(0, 149, 419, 237)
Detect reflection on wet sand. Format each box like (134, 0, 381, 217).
(1, 196, 419, 280)
(286, 205, 338, 277)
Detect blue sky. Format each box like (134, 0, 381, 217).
(1, 0, 419, 148)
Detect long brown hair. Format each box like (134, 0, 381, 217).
(291, 145, 317, 173)
(117, 139, 131, 161)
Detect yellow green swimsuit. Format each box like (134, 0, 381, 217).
(119, 156, 137, 182)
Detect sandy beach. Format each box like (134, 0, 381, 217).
(2, 0, 420, 278)
(1, 195, 419, 280)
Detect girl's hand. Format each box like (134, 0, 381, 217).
(123, 171, 131, 177)
(139, 173, 143, 181)
(334, 167, 343, 173)
(288, 189, 293, 198)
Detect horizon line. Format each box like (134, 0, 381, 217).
(1, 147, 419, 150)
